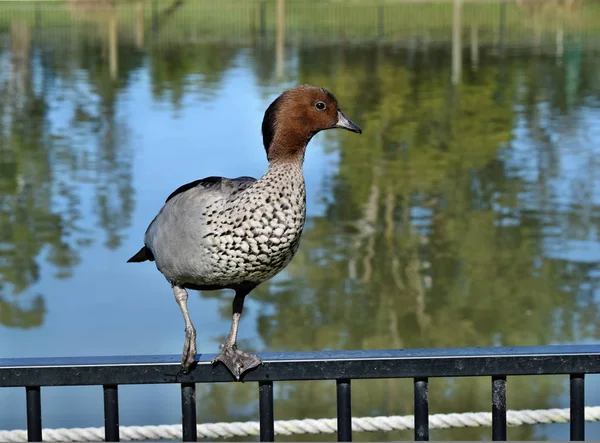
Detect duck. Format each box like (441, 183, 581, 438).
(127, 85, 362, 380)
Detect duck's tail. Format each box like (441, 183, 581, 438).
(127, 246, 155, 263)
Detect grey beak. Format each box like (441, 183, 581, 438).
(334, 110, 362, 134)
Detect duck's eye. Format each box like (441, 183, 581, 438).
(315, 101, 326, 111)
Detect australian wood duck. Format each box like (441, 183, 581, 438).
(127, 85, 362, 379)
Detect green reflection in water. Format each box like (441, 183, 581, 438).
(197, 43, 600, 440)
(0, 16, 138, 328)
(1, 0, 599, 439)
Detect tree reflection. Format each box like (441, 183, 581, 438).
(1, 2, 599, 438)
(0, 18, 139, 328)
(199, 43, 600, 440)
(0, 6, 265, 330)
(148, 42, 240, 106)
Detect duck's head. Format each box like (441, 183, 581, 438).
(262, 85, 362, 163)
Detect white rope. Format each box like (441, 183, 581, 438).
(1, 407, 598, 442)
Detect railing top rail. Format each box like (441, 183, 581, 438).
(2, 345, 600, 387)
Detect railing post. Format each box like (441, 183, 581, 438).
(336, 379, 352, 442)
(181, 383, 197, 442)
(26, 386, 42, 442)
(259, 381, 275, 441)
(492, 376, 507, 441)
(570, 374, 585, 441)
(103, 385, 120, 442)
(414, 377, 429, 440)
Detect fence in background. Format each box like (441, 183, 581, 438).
(1, 344, 600, 441)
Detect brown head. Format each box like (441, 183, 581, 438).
(261, 85, 361, 163)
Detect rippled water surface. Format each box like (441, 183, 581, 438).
(1, 0, 600, 440)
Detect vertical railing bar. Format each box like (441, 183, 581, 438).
(103, 384, 120, 442)
(26, 386, 42, 442)
(570, 373, 585, 441)
(336, 379, 352, 442)
(492, 375, 507, 441)
(181, 383, 197, 442)
(414, 377, 429, 441)
(259, 381, 275, 441)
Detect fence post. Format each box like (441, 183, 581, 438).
(260, 1, 266, 38)
(152, 0, 158, 36)
(378, 5, 384, 41)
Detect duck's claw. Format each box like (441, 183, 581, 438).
(180, 330, 197, 374)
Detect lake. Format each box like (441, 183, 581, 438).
(1, 0, 600, 440)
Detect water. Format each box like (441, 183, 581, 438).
(1, 0, 600, 440)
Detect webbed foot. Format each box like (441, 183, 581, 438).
(211, 346, 262, 380)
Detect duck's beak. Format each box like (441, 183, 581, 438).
(335, 110, 362, 134)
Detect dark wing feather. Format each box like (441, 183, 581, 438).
(165, 176, 222, 203)
(165, 175, 256, 202)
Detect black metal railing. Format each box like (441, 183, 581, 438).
(2, 344, 600, 442)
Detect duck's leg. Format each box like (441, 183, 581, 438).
(212, 288, 262, 380)
(173, 285, 197, 372)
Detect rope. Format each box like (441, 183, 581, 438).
(1, 407, 598, 442)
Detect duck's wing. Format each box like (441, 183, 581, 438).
(127, 175, 256, 263)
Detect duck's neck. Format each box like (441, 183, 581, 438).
(266, 130, 312, 164)
(259, 135, 309, 194)
(267, 154, 305, 170)
(262, 156, 305, 182)
(253, 155, 306, 206)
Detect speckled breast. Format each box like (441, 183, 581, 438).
(201, 166, 307, 285)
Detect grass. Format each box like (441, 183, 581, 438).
(2, 0, 599, 46)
